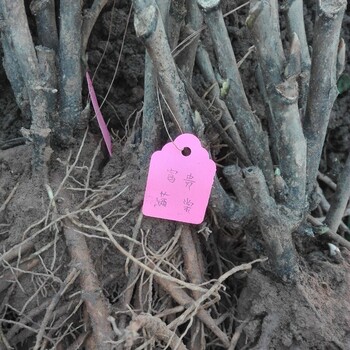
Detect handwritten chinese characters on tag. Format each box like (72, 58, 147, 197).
(142, 134, 216, 224)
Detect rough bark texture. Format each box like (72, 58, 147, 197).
(58, 0, 83, 142)
(304, 0, 347, 195)
(244, 167, 299, 281)
(30, 0, 58, 52)
(285, 0, 311, 116)
(0, 0, 51, 172)
(249, 0, 307, 210)
(63, 224, 114, 349)
(133, 0, 194, 133)
(197, 0, 275, 193)
(325, 152, 350, 232)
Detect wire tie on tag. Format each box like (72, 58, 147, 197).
(156, 84, 183, 152)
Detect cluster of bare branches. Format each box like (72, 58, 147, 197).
(0, 0, 110, 173)
(0, 0, 350, 349)
(134, 0, 348, 281)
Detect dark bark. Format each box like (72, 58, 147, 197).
(0, 0, 51, 173)
(0, 34, 30, 117)
(304, 0, 347, 196)
(133, 0, 194, 133)
(30, 0, 58, 52)
(58, 0, 83, 142)
(285, 0, 311, 116)
(249, 0, 307, 210)
(243, 167, 299, 281)
(168, 0, 187, 49)
(325, 152, 350, 232)
(197, 0, 275, 194)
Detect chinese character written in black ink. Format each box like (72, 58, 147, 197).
(183, 198, 194, 213)
(184, 173, 195, 189)
(155, 191, 169, 207)
(167, 169, 178, 183)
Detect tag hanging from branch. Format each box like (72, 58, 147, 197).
(143, 134, 216, 224)
(86, 71, 112, 156)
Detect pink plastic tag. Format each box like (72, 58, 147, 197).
(86, 72, 112, 156)
(142, 134, 216, 224)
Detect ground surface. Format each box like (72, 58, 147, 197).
(0, 2, 350, 349)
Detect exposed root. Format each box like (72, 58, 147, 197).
(33, 268, 80, 350)
(125, 314, 188, 350)
(63, 222, 114, 349)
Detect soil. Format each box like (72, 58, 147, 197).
(0, 2, 350, 350)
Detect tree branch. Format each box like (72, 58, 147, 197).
(249, 0, 307, 210)
(304, 0, 347, 195)
(58, 0, 83, 142)
(140, 1, 170, 167)
(0, 34, 30, 117)
(285, 0, 311, 116)
(0, 0, 51, 172)
(30, 0, 58, 52)
(325, 152, 350, 233)
(176, 0, 203, 80)
(133, 0, 194, 132)
(243, 167, 299, 281)
(195, 43, 251, 165)
(82, 0, 109, 54)
(168, 0, 187, 49)
(197, 0, 274, 194)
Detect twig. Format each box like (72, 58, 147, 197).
(308, 215, 350, 251)
(0, 182, 19, 213)
(315, 188, 350, 233)
(0, 319, 53, 344)
(161, 257, 265, 347)
(66, 330, 91, 350)
(0, 258, 40, 294)
(178, 67, 250, 165)
(33, 268, 80, 350)
(125, 212, 143, 275)
(0, 0, 51, 172)
(223, 165, 253, 220)
(167, 0, 186, 49)
(325, 152, 350, 232)
(93, 212, 207, 293)
(317, 172, 337, 191)
(140, 52, 162, 166)
(0, 240, 33, 265)
(177, 0, 203, 80)
(228, 319, 249, 350)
